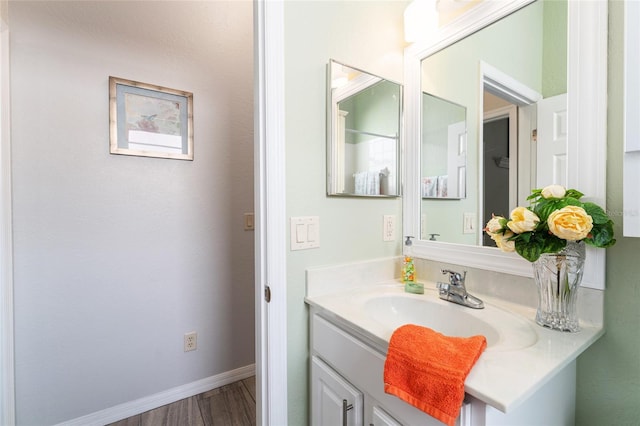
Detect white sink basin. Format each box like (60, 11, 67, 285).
(359, 291, 538, 352)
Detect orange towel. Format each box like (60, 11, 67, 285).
(383, 324, 487, 426)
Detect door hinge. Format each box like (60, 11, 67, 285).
(264, 285, 271, 303)
(532, 129, 538, 142)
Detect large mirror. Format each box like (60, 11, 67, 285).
(419, 0, 565, 243)
(403, 0, 608, 288)
(327, 60, 402, 197)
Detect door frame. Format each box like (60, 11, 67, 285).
(254, 0, 288, 424)
(0, 14, 15, 426)
(479, 61, 541, 245)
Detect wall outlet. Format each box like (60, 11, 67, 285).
(184, 331, 197, 352)
(383, 215, 396, 241)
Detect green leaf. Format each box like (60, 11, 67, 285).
(586, 221, 616, 248)
(565, 189, 584, 199)
(515, 239, 543, 262)
(582, 202, 610, 224)
(563, 197, 582, 207)
(535, 200, 560, 221)
(527, 189, 543, 201)
(519, 231, 532, 243)
(541, 236, 566, 254)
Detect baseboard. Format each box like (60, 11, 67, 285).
(55, 363, 256, 426)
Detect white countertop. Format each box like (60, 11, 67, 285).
(305, 280, 604, 413)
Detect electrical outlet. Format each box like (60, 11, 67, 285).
(383, 215, 396, 241)
(184, 331, 197, 352)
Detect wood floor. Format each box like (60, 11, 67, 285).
(106, 376, 256, 426)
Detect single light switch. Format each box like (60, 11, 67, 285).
(463, 212, 476, 234)
(244, 213, 255, 230)
(307, 223, 318, 242)
(296, 223, 307, 243)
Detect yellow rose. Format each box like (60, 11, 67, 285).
(541, 184, 566, 199)
(547, 205, 593, 240)
(491, 230, 516, 252)
(507, 207, 540, 233)
(484, 215, 506, 234)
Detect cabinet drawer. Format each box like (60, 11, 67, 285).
(312, 313, 387, 395)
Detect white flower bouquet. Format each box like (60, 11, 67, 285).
(484, 185, 616, 262)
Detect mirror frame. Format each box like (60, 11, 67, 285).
(403, 0, 608, 289)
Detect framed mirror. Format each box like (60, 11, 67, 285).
(403, 0, 608, 289)
(327, 60, 402, 197)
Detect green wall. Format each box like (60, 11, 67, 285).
(576, 2, 640, 423)
(284, 2, 407, 424)
(542, 0, 567, 97)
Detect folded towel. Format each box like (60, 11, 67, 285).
(383, 324, 487, 426)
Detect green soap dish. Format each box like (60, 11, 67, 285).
(404, 281, 424, 294)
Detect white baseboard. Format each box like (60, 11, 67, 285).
(55, 364, 256, 426)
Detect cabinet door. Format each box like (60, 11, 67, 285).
(371, 405, 402, 426)
(311, 356, 364, 426)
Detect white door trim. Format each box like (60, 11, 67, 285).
(254, 1, 288, 425)
(0, 15, 15, 426)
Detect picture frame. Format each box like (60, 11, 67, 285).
(109, 76, 194, 160)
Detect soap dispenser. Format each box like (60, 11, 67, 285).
(402, 239, 424, 294)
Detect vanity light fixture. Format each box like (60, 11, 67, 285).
(403, 0, 438, 43)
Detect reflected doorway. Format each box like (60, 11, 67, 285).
(482, 91, 517, 247)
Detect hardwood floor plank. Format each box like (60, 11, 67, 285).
(106, 415, 141, 426)
(105, 377, 256, 426)
(197, 382, 256, 426)
(140, 396, 204, 426)
(241, 376, 256, 402)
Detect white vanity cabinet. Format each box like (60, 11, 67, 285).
(310, 307, 576, 426)
(310, 308, 470, 426)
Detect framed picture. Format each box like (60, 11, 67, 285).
(109, 76, 193, 160)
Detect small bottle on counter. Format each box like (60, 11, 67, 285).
(402, 256, 424, 294)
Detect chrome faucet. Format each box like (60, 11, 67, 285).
(436, 269, 484, 309)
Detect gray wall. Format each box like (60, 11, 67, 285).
(9, 1, 254, 423)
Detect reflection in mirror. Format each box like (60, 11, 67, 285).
(327, 60, 402, 197)
(420, 0, 566, 244)
(421, 92, 467, 200)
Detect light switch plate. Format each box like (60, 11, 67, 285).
(290, 216, 320, 250)
(463, 212, 476, 234)
(244, 213, 255, 230)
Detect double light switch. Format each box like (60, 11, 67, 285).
(290, 216, 320, 250)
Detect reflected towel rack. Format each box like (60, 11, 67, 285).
(345, 129, 398, 139)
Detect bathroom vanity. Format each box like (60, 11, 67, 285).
(306, 259, 604, 426)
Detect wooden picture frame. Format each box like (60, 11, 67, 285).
(109, 76, 193, 160)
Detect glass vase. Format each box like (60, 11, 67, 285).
(532, 241, 585, 332)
